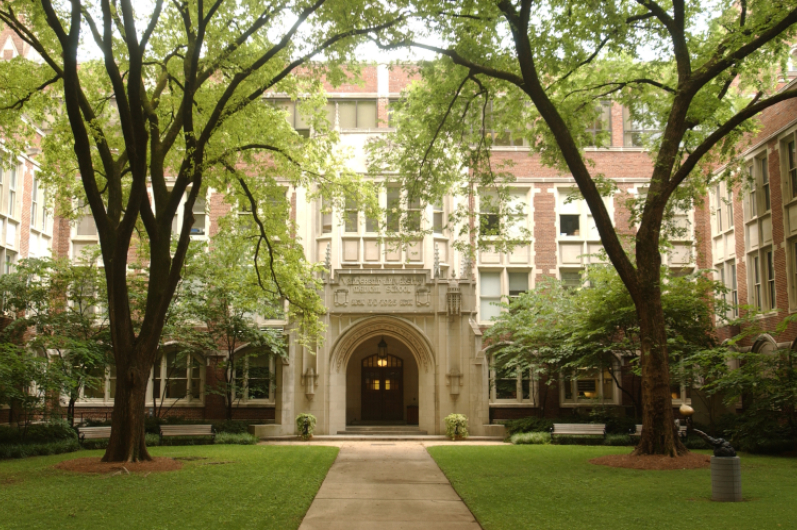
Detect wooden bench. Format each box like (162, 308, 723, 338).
(631, 424, 688, 439)
(159, 424, 215, 444)
(77, 426, 112, 442)
(550, 423, 606, 443)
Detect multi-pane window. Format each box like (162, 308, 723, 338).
(191, 197, 207, 235)
(557, 188, 603, 239)
(344, 199, 358, 233)
(407, 195, 421, 231)
(6, 164, 16, 217)
(273, 99, 313, 136)
(714, 184, 723, 232)
(490, 361, 534, 403)
(82, 365, 117, 402)
(479, 193, 500, 234)
(727, 188, 734, 228)
(746, 164, 757, 219)
(788, 139, 797, 199)
(234, 352, 274, 402)
(433, 200, 444, 234)
(30, 177, 39, 228)
(767, 249, 776, 311)
(730, 261, 738, 316)
(718, 260, 738, 319)
(320, 198, 332, 233)
(479, 271, 502, 321)
(760, 156, 771, 212)
(152, 351, 203, 402)
(561, 270, 583, 289)
(752, 255, 762, 309)
(386, 187, 400, 231)
(336, 100, 378, 129)
(508, 272, 529, 297)
(586, 102, 612, 147)
(623, 106, 660, 147)
(561, 367, 617, 405)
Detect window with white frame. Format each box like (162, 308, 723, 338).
(744, 157, 772, 220)
(152, 350, 204, 403)
(81, 365, 117, 402)
(335, 100, 378, 129)
(344, 198, 358, 233)
(623, 105, 660, 147)
(489, 359, 534, 403)
(557, 188, 603, 240)
(586, 102, 612, 148)
(233, 351, 275, 403)
(719, 260, 738, 319)
(479, 271, 502, 321)
(169, 190, 208, 239)
(561, 366, 619, 405)
(320, 197, 333, 234)
(479, 269, 530, 322)
(561, 269, 583, 290)
(432, 199, 444, 234)
(749, 247, 776, 312)
(786, 135, 797, 200)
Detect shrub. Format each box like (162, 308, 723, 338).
(551, 435, 605, 446)
(296, 413, 316, 440)
(604, 434, 633, 446)
(0, 420, 77, 444)
(215, 432, 258, 445)
(444, 413, 469, 440)
(684, 434, 711, 450)
(0, 438, 80, 460)
(81, 433, 161, 450)
(503, 417, 553, 435)
(510, 431, 551, 445)
(212, 420, 253, 434)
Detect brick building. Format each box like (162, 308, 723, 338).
(10, 33, 795, 434)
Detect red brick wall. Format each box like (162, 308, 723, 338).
(388, 65, 420, 93)
(534, 183, 556, 278)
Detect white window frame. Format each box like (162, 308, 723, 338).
(150, 350, 206, 405)
(478, 269, 531, 323)
(78, 365, 116, 404)
(232, 352, 276, 404)
(560, 363, 621, 407)
(489, 357, 535, 405)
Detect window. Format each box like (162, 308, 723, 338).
(433, 200, 444, 234)
(320, 198, 332, 233)
(490, 361, 534, 403)
(4, 250, 16, 274)
(561, 270, 583, 289)
(386, 187, 400, 231)
(586, 102, 612, 147)
(479, 194, 500, 234)
(479, 271, 502, 321)
(760, 156, 770, 212)
(344, 199, 358, 233)
(7, 164, 16, 217)
(76, 204, 98, 236)
(81, 365, 116, 402)
(561, 367, 617, 405)
(30, 177, 38, 229)
(719, 260, 738, 319)
(406, 195, 421, 231)
(727, 188, 734, 228)
(730, 261, 738, 316)
(753, 254, 762, 309)
(336, 100, 377, 129)
(767, 249, 776, 310)
(714, 184, 723, 232)
(560, 214, 580, 236)
(478, 101, 526, 146)
(788, 139, 797, 199)
(191, 197, 207, 235)
(508, 272, 528, 297)
(623, 106, 660, 147)
(234, 352, 274, 402)
(152, 350, 203, 402)
(745, 163, 758, 219)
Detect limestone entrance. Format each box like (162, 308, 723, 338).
(361, 353, 404, 421)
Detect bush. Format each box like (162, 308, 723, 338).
(0, 438, 80, 460)
(212, 420, 254, 434)
(510, 431, 551, 445)
(444, 414, 469, 440)
(215, 432, 258, 445)
(551, 435, 606, 446)
(0, 420, 78, 444)
(296, 413, 316, 440)
(503, 417, 553, 435)
(81, 432, 161, 450)
(604, 434, 633, 446)
(684, 434, 711, 450)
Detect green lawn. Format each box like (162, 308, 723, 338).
(0, 445, 338, 530)
(428, 445, 796, 530)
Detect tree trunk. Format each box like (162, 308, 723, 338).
(632, 265, 688, 456)
(102, 360, 151, 462)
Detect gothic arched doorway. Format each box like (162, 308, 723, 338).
(361, 354, 403, 421)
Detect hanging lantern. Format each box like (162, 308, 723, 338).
(377, 338, 388, 367)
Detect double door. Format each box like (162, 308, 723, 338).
(361, 354, 403, 421)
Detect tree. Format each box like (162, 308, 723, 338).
(485, 265, 725, 421)
(0, 0, 403, 461)
(183, 229, 287, 420)
(0, 256, 112, 427)
(372, 0, 797, 455)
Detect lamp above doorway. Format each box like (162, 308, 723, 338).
(377, 337, 388, 367)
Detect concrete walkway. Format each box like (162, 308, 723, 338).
(297, 442, 486, 530)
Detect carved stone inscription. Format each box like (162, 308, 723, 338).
(334, 274, 430, 312)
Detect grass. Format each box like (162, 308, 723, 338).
(0, 444, 338, 530)
(428, 445, 797, 530)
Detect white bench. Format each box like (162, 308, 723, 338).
(159, 424, 215, 444)
(77, 426, 112, 442)
(550, 423, 606, 443)
(631, 424, 688, 439)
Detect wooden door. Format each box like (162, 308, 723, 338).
(361, 354, 404, 421)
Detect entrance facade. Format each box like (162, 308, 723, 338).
(361, 354, 403, 421)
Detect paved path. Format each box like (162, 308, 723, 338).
(297, 441, 485, 530)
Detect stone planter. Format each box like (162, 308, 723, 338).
(711, 456, 742, 502)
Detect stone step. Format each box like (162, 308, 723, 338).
(337, 429, 428, 435)
(257, 434, 506, 442)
